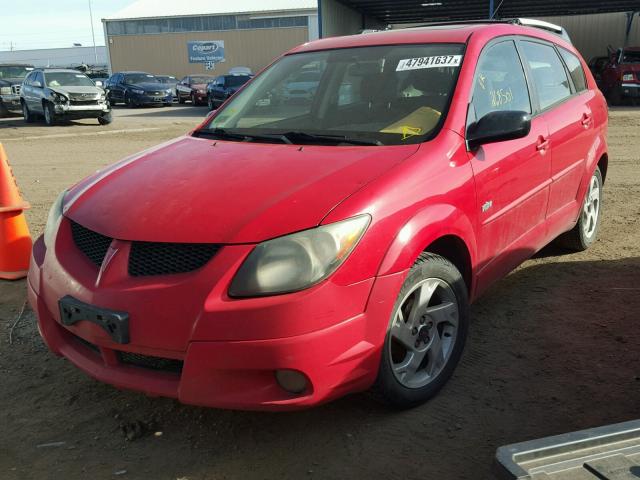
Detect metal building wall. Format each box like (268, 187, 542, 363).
(319, 0, 386, 37)
(106, 27, 308, 78)
(0, 46, 107, 68)
(536, 12, 640, 61)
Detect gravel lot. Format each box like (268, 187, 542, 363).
(1, 105, 639, 480)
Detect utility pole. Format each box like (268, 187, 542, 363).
(88, 0, 98, 65)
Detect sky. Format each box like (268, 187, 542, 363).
(0, 0, 135, 51)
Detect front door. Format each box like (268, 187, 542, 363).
(467, 39, 552, 293)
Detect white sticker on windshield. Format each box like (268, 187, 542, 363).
(396, 55, 462, 71)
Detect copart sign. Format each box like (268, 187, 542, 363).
(187, 41, 225, 64)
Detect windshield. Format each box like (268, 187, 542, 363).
(621, 50, 640, 64)
(201, 44, 464, 145)
(45, 72, 95, 87)
(124, 73, 158, 84)
(191, 76, 213, 84)
(225, 75, 251, 87)
(158, 76, 176, 83)
(0, 66, 33, 79)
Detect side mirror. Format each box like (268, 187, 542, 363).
(467, 110, 531, 150)
(32, 80, 42, 88)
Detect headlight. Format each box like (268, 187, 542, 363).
(166, 89, 172, 94)
(622, 73, 634, 81)
(229, 215, 370, 297)
(0, 86, 11, 95)
(198, 89, 206, 94)
(52, 92, 68, 104)
(43, 190, 66, 248)
(131, 88, 144, 95)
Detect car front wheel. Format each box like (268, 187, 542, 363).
(555, 167, 603, 251)
(375, 252, 469, 409)
(43, 102, 57, 126)
(98, 112, 112, 125)
(22, 101, 34, 123)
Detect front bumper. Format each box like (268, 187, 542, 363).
(0, 94, 22, 112)
(193, 92, 207, 103)
(131, 93, 172, 105)
(54, 102, 110, 118)
(621, 83, 640, 98)
(28, 222, 406, 410)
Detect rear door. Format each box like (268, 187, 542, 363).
(518, 41, 594, 226)
(111, 74, 125, 102)
(30, 71, 46, 112)
(468, 39, 552, 291)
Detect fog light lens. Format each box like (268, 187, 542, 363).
(275, 369, 308, 394)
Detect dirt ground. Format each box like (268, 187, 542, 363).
(1, 105, 639, 480)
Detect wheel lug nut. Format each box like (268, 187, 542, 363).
(412, 327, 418, 335)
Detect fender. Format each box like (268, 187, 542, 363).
(575, 129, 608, 221)
(377, 202, 478, 286)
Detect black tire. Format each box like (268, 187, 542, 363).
(0, 103, 9, 118)
(98, 111, 112, 125)
(43, 101, 57, 126)
(555, 167, 603, 251)
(178, 92, 185, 104)
(374, 252, 469, 409)
(22, 101, 34, 123)
(125, 94, 135, 108)
(190, 93, 196, 105)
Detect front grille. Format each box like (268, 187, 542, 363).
(70, 220, 112, 267)
(70, 100, 99, 106)
(118, 351, 183, 374)
(129, 241, 220, 277)
(73, 334, 101, 354)
(11, 84, 20, 95)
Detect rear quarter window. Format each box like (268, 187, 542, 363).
(558, 47, 587, 92)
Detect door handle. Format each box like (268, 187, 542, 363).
(581, 113, 592, 128)
(536, 137, 550, 152)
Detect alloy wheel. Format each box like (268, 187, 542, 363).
(388, 278, 459, 389)
(582, 174, 600, 239)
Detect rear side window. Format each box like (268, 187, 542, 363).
(471, 40, 531, 121)
(558, 47, 587, 92)
(520, 41, 571, 110)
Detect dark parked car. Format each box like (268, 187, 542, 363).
(0, 64, 34, 117)
(598, 47, 640, 105)
(105, 71, 172, 107)
(20, 68, 111, 125)
(206, 74, 252, 110)
(176, 75, 214, 105)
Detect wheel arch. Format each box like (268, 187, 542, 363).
(377, 204, 477, 296)
(598, 153, 608, 184)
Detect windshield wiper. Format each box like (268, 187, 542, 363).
(279, 131, 383, 146)
(193, 128, 292, 144)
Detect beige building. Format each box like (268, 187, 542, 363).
(103, 0, 318, 78)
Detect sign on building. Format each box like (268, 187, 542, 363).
(187, 41, 225, 64)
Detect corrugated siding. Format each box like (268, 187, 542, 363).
(536, 12, 640, 60)
(108, 27, 308, 78)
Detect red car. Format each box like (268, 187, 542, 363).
(29, 20, 608, 411)
(175, 75, 214, 105)
(598, 47, 640, 105)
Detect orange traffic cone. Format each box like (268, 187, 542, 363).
(0, 143, 31, 280)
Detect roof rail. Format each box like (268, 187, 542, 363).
(398, 18, 572, 43)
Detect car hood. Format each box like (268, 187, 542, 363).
(50, 86, 103, 96)
(0, 77, 24, 87)
(191, 83, 208, 90)
(64, 135, 419, 244)
(130, 82, 165, 91)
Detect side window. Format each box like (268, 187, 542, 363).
(471, 40, 531, 121)
(35, 72, 45, 87)
(558, 47, 587, 92)
(520, 41, 571, 110)
(23, 72, 34, 86)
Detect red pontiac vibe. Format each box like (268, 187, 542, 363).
(28, 21, 608, 410)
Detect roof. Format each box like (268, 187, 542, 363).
(338, 0, 640, 24)
(104, 0, 317, 20)
(291, 23, 572, 53)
